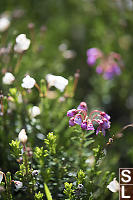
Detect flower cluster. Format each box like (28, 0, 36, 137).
(87, 48, 123, 80)
(67, 102, 111, 136)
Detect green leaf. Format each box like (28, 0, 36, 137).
(85, 131, 95, 137)
(84, 139, 94, 147)
(44, 183, 53, 200)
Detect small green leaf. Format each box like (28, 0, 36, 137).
(44, 183, 53, 200)
(85, 131, 94, 137)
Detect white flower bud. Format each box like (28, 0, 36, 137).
(14, 34, 30, 53)
(18, 129, 27, 144)
(0, 171, 3, 183)
(0, 16, 10, 32)
(2, 72, 15, 85)
(107, 178, 119, 193)
(46, 74, 68, 92)
(29, 106, 40, 118)
(21, 75, 36, 89)
(14, 181, 23, 190)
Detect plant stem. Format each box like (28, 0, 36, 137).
(14, 53, 23, 74)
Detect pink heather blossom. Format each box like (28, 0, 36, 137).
(67, 102, 111, 136)
(87, 48, 123, 80)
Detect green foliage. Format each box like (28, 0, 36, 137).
(9, 140, 21, 159)
(44, 132, 56, 155)
(34, 191, 44, 200)
(5, 172, 13, 200)
(0, 0, 132, 199)
(64, 182, 74, 200)
(77, 170, 85, 185)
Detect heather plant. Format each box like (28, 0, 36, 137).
(0, 0, 133, 199)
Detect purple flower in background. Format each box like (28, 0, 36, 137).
(86, 48, 123, 79)
(74, 114, 83, 125)
(67, 109, 78, 117)
(113, 65, 121, 75)
(69, 117, 76, 127)
(96, 65, 103, 74)
(87, 48, 102, 66)
(103, 64, 121, 80)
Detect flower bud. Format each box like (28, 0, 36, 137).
(69, 117, 76, 127)
(0, 15, 10, 32)
(67, 109, 77, 117)
(107, 178, 119, 193)
(18, 129, 27, 144)
(28, 22, 35, 29)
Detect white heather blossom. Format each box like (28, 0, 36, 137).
(2, 72, 15, 85)
(0, 171, 3, 183)
(14, 181, 23, 190)
(0, 16, 10, 32)
(107, 178, 119, 193)
(46, 74, 68, 92)
(62, 50, 76, 59)
(18, 129, 27, 144)
(29, 106, 41, 118)
(21, 75, 36, 89)
(14, 34, 30, 53)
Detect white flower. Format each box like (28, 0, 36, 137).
(0, 171, 3, 183)
(107, 178, 119, 193)
(0, 16, 10, 32)
(14, 181, 23, 190)
(2, 72, 15, 85)
(46, 74, 68, 92)
(58, 43, 67, 51)
(62, 50, 76, 59)
(18, 129, 27, 144)
(14, 34, 31, 53)
(29, 106, 40, 118)
(21, 75, 36, 89)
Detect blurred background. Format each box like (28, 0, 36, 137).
(0, 0, 133, 199)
